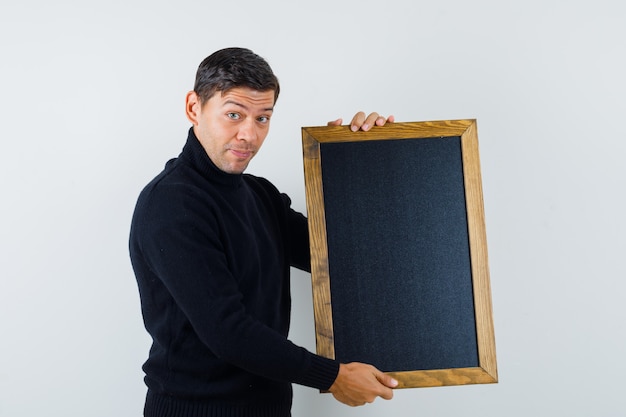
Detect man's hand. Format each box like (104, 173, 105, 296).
(328, 112, 395, 132)
(328, 362, 398, 407)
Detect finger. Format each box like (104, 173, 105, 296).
(361, 112, 382, 131)
(327, 118, 343, 126)
(379, 386, 394, 400)
(350, 111, 366, 131)
(372, 373, 395, 401)
(375, 114, 395, 126)
(377, 372, 399, 389)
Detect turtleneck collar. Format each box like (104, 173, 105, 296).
(180, 127, 244, 188)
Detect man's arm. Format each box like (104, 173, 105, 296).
(132, 182, 339, 390)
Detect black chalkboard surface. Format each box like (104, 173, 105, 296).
(302, 120, 497, 389)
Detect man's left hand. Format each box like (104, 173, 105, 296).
(327, 112, 395, 132)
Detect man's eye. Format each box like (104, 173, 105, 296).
(258, 116, 269, 123)
(227, 113, 240, 120)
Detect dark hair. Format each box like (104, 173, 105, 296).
(193, 47, 280, 105)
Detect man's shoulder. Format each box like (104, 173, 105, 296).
(135, 158, 206, 211)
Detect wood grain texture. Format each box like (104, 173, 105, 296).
(302, 119, 474, 144)
(387, 367, 497, 389)
(460, 121, 498, 381)
(302, 132, 335, 359)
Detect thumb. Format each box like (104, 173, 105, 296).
(376, 372, 399, 389)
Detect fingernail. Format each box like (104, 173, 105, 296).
(351, 125, 358, 132)
(362, 123, 369, 131)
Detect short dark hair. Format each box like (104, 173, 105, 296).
(193, 47, 280, 105)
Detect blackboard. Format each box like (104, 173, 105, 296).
(302, 120, 497, 389)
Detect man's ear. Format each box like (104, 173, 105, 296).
(185, 91, 200, 125)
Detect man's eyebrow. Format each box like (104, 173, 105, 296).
(223, 100, 274, 112)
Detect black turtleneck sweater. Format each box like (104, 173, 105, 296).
(129, 128, 339, 417)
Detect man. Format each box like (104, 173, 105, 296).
(129, 47, 397, 417)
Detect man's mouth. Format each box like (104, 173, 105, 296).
(229, 148, 253, 159)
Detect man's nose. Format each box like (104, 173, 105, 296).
(236, 118, 258, 143)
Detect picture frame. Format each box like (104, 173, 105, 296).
(301, 119, 497, 389)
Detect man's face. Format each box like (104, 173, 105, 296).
(186, 87, 275, 174)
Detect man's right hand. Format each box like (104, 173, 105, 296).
(328, 362, 398, 407)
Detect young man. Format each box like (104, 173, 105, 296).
(129, 47, 397, 417)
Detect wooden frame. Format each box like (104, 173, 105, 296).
(302, 119, 497, 389)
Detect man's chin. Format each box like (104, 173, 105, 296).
(222, 162, 249, 175)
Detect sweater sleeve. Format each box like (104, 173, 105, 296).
(280, 193, 312, 273)
(133, 182, 338, 390)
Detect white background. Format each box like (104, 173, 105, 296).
(1, 1, 625, 416)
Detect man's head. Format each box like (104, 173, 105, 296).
(185, 48, 279, 174)
(193, 47, 280, 107)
